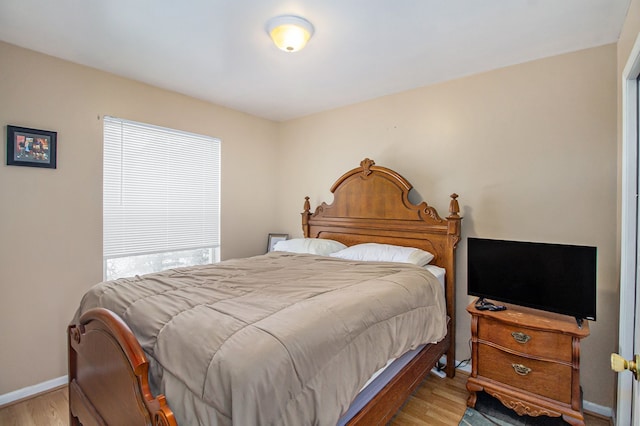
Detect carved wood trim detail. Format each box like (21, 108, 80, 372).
(488, 391, 561, 418)
(422, 205, 444, 222)
(360, 158, 375, 176)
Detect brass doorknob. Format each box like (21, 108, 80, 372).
(611, 353, 640, 380)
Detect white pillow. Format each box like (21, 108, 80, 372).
(272, 238, 347, 256)
(329, 243, 435, 266)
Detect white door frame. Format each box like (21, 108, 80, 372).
(618, 33, 640, 426)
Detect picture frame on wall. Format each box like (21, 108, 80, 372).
(6, 125, 57, 169)
(267, 233, 288, 253)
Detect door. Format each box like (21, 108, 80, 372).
(616, 34, 640, 426)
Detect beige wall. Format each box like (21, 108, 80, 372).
(618, 0, 640, 72)
(0, 41, 279, 395)
(277, 44, 618, 408)
(0, 25, 628, 413)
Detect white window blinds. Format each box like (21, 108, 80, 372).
(103, 116, 220, 261)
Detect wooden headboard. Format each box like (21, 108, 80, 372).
(301, 158, 462, 375)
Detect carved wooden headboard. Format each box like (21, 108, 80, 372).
(302, 158, 461, 267)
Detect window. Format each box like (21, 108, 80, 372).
(103, 117, 220, 280)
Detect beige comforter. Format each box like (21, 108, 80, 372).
(75, 252, 447, 426)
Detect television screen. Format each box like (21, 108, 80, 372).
(467, 238, 597, 321)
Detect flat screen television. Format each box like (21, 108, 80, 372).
(467, 237, 597, 324)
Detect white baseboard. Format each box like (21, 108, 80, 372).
(0, 376, 67, 407)
(0, 369, 615, 421)
(583, 400, 613, 419)
(456, 360, 472, 374)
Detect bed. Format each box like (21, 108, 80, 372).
(67, 158, 462, 426)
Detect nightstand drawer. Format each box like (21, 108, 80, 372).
(477, 344, 572, 404)
(477, 317, 572, 362)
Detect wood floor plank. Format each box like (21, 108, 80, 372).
(0, 371, 611, 425)
(0, 388, 68, 426)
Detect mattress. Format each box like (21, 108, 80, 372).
(424, 264, 446, 289)
(74, 252, 447, 425)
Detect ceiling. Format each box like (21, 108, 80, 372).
(0, 1, 631, 122)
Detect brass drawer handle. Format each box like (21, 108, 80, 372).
(511, 331, 531, 344)
(512, 363, 532, 376)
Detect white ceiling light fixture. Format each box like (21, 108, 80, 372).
(266, 15, 314, 53)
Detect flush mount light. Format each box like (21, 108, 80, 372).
(266, 15, 314, 53)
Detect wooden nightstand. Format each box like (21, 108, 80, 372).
(466, 300, 590, 426)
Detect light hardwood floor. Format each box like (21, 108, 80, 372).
(0, 371, 611, 425)
(390, 372, 612, 425)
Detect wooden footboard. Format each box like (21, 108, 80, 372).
(68, 307, 449, 426)
(68, 308, 176, 426)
